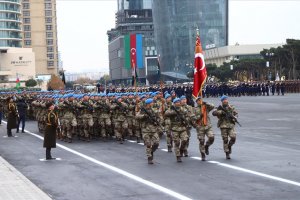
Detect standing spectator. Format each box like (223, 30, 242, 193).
(17, 98, 28, 133)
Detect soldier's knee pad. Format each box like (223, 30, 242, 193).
(199, 139, 205, 145)
(208, 137, 215, 144)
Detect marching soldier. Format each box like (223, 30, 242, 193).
(212, 95, 238, 159)
(77, 94, 94, 142)
(165, 98, 190, 162)
(136, 98, 161, 164)
(194, 97, 215, 161)
(110, 96, 128, 144)
(180, 95, 194, 157)
(163, 94, 173, 152)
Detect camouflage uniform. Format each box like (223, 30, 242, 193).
(163, 100, 173, 152)
(76, 99, 94, 141)
(181, 103, 194, 157)
(136, 105, 161, 164)
(110, 99, 128, 143)
(213, 104, 238, 159)
(58, 100, 77, 142)
(94, 98, 112, 139)
(165, 105, 190, 162)
(125, 98, 136, 139)
(194, 102, 215, 160)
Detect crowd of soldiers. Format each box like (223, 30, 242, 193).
(0, 89, 240, 164)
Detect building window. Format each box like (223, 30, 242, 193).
(47, 46, 54, 52)
(24, 25, 31, 31)
(23, 18, 30, 24)
(24, 40, 31, 46)
(24, 32, 31, 38)
(46, 25, 52, 31)
(45, 17, 52, 23)
(45, 3, 52, 10)
(45, 10, 52, 16)
(46, 32, 53, 38)
(47, 61, 54, 67)
(23, 3, 30, 9)
(47, 53, 54, 59)
(23, 11, 30, 17)
(47, 39, 53, 45)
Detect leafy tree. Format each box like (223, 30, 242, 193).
(25, 79, 37, 87)
(47, 74, 65, 90)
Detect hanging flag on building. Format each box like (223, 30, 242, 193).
(192, 29, 207, 98)
(157, 54, 161, 77)
(16, 77, 20, 88)
(124, 34, 143, 69)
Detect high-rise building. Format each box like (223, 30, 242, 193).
(0, 0, 22, 47)
(21, 0, 59, 75)
(107, 0, 158, 85)
(152, 0, 229, 80)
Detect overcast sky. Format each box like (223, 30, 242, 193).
(56, 0, 300, 73)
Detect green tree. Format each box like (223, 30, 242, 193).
(25, 79, 37, 87)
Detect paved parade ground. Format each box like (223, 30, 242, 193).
(1, 94, 300, 200)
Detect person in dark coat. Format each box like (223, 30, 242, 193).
(44, 102, 58, 160)
(17, 98, 28, 133)
(7, 97, 19, 137)
(0, 99, 3, 126)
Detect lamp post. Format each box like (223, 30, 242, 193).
(266, 52, 274, 80)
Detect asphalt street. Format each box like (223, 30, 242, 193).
(0, 94, 300, 200)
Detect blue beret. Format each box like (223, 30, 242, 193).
(145, 98, 153, 104)
(173, 98, 181, 103)
(220, 95, 228, 101)
(116, 96, 122, 100)
(165, 94, 171, 99)
(140, 95, 146, 100)
(196, 96, 202, 101)
(180, 95, 186, 100)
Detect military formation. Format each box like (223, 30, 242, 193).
(0, 89, 243, 164)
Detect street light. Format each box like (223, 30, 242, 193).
(266, 52, 274, 80)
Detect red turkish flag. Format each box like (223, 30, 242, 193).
(192, 32, 207, 98)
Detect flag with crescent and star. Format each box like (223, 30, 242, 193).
(192, 29, 207, 98)
(124, 34, 143, 69)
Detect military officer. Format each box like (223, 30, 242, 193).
(44, 102, 58, 160)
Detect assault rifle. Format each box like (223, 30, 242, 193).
(141, 107, 165, 133)
(114, 100, 129, 115)
(171, 106, 190, 126)
(218, 105, 241, 127)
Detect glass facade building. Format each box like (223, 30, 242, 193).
(152, 0, 228, 78)
(118, 0, 152, 11)
(0, 0, 22, 47)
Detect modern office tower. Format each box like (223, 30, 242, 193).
(152, 0, 229, 78)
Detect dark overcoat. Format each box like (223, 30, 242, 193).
(43, 110, 58, 148)
(7, 103, 18, 129)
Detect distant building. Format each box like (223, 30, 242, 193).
(0, 0, 22, 47)
(152, 0, 229, 81)
(107, 0, 157, 85)
(65, 72, 106, 82)
(204, 44, 283, 67)
(21, 0, 59, 76)
(0, 48, 36, 88)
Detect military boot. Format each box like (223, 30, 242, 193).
(176, 156, 182, 163)
(228, 145, 232, 154)
(183, 150, 189, 157)
(205, 145, 209, 155)
(167, 146, 172, 152)
(201, 152, 206, 161)
(68, 138, 72, 143)
(136, 137, 140, 143)
(226, 152, 231, 159)
(148, 157, 153, 164)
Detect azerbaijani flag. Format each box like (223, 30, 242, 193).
(124, 34, 143, 69)
(16, 77, 20, 88)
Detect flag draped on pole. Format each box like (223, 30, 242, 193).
(157, 55, 161, 77)
(192, 30, 207, 98)
(16, 77, 20, 88)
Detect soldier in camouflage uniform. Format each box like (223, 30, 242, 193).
(212, 95, 238, 159)
(163, 93, 173, 152)
(165, 98, 191, 162)
(94, 94, 112, 140)
(194, 97, 215, 161)
(58, 94, 77, 143)
(76, 94, 94, 142)
(180, 95, 194, 157)
(91, 94, 101, 139)
(136, 98, 161, 164)
(110, 96, 128, 144)
(135, 95, 147, 143)
(125, 93, 136, 140)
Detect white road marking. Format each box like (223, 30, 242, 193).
(126, 140, 135, 143)
(161, 149, 168, 152)
(137, 143, 144, 145)
(3, 135, 18, 138)
(19, 129, 192, 200)
(190, 157, 300, 187)
(39, 158, 62, 162)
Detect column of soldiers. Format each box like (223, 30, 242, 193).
(0, 89, 241, 165)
